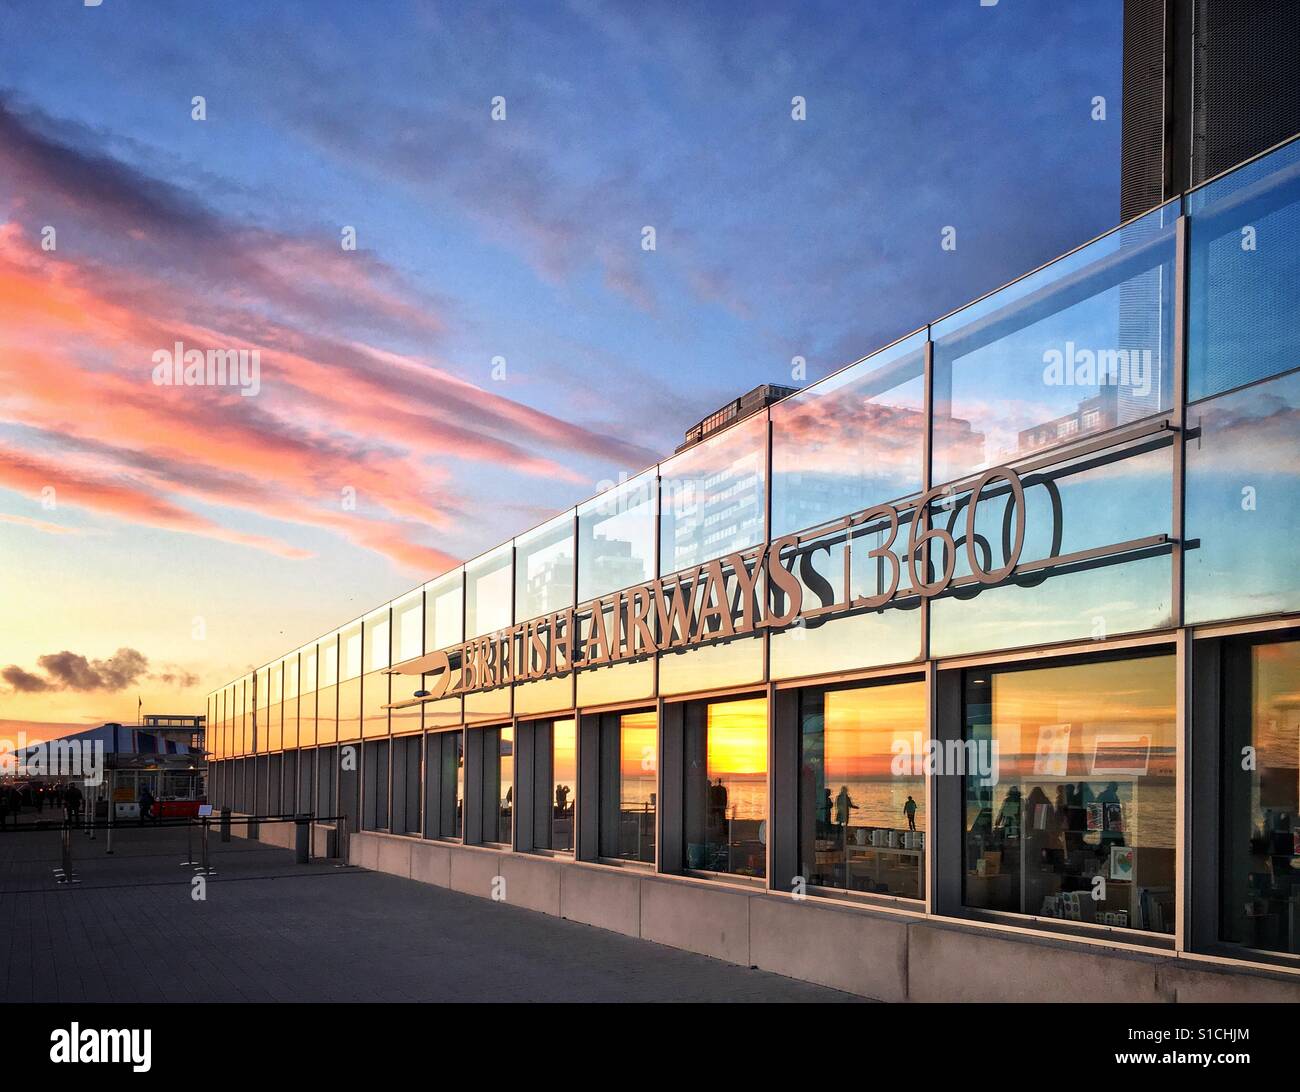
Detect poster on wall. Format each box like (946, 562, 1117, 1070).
(1110, 845, 1135, 881)
(1034, 723, 1072, 777)
(1091, 734, 1152, 776)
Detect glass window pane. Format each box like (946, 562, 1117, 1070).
(599, 710, 657, 863)
(483, 725, 514, 845)
(659, 631, 764, 697)
(771, 333, 926, 537)
(929, 441, 1173, 658)
(660, 413, 766, 574)
(1185, 369, 1300, 625)
(336, 677, 360, 741)
(684, 696, 767, 878)
(1188, 137, 1300, 402)
(963, 654, 1177, 935)
(551, 718, 577, 852)
(576, 657, 654, 708)
(316, 686, 337, 746)
(466, 545, 513, 639)
(424, 570, 463, 651)
(799, 680, 927, 899)
(341, 622, 362, 682)
(364, 609, 390, 673)
(513, 675, 573, 717)
(424, 729, 464, 840)
(361, 671, 389, 738)
(319, 636, 338, 688)
(391, 591, 424, 664)
(932, 202, 1178, 485)
(1220, 638, 1300, 955)
(515, 512, 575, 621)
(577, 469, 658, 602)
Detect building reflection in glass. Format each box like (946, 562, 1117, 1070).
(770, 332, 925, 538)
(550, 718, 577, 852)
(599, 710, 657, 863)
(578, 469, 657, 602)
(931, 203, 1176, 485)
(482, 724, 513, 845)
(684, 697, 767, 878)
(1187, 135, 1300, 402)
(1221, 639, 1300, 955)
(659, 413, 766, 574)
(799, 679, 927, 900)
(963, 654, 1177, 934)
(1185, 370, 1300, 625)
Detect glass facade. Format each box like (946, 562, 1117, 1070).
(515, 513, 575, 621)
(466, 545, 513, 639)
(1220, 638, 1300, 955)
(932, 201, 1177, 485)
(482, 724, 514, 845)
(684, 696, 768, 878)
(1185, 369, 1300, 625)
(659, 412, 766, 574)
(577, 469, 657, 601)
(424, 729, 464, 840)
(543, 722, 574, 857)
(206, 136, 1300, 970)
(423, 570, 463, 654)
(1187, 137, 1300, 403)
(771, 331, 926, 538)
(598, 710, 657, 863)
(799, 679, 927, 900)
(963, 654, 1177, 935)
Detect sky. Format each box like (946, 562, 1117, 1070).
(0, 0, 1123, 738)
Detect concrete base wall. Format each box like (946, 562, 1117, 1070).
(341, 830, 1300, 1003)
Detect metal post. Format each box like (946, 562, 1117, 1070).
(180, 817, 198, 867)
(56, 821, 78, 885)
(220, 806, 231, 843)
(197, 816, 215, 875)
(106, 798, 114, 855)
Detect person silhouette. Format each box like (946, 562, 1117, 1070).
(903, 794, 918, 832)
(834, 785, 858, 830)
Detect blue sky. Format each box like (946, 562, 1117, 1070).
(0, 0, 1126, 725)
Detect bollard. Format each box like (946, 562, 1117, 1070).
(220, 806, 231, 843)
(57, 822, 78, 885)
(295, 814, 310, 864)
(248, 814, 259, 840)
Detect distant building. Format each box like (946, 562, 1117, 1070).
(676, 383, 799, 453)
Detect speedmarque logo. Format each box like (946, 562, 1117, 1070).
(49, 1023, 151, 1072)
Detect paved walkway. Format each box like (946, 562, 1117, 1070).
(0, 822, 860, 1002)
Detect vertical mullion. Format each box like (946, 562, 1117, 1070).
(1171, 212, 1188, 629)
(920, 331, 935, 663)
